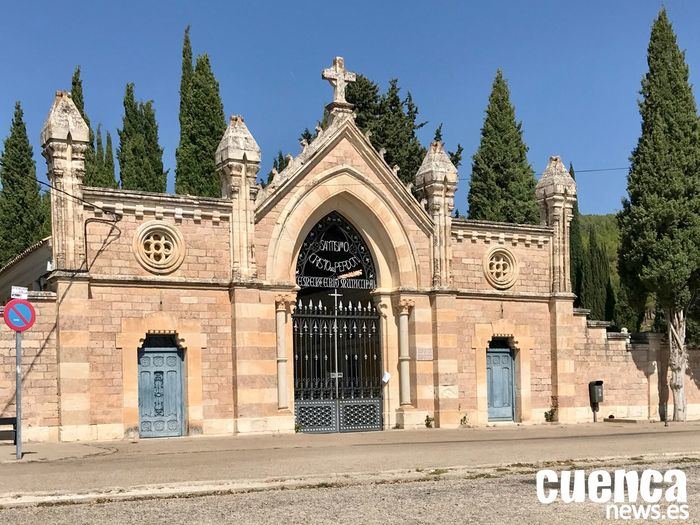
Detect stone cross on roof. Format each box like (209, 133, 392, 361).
(322, 57, 356, 104)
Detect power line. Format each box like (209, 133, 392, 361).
(35, 178, 121, 220)
(574, 167, 629, 173)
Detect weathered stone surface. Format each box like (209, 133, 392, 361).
(215, 115, 261, 165)
(40, 91, 89, 145)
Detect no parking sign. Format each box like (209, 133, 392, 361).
(3, 297, 36, 460)
(3, 299, 36, 332)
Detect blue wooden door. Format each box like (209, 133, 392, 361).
(138, 347, 184, 438)
(487, 346, 514, 421)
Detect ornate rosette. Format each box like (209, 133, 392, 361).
(133, 222, 186, 274)
(483, 246, 518, 290)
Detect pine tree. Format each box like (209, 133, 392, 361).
(370, 80, 426, 184)
(71, 67, 99, 187)
(345, 76, 426, 183)
(434, 123, 463, 168)
(118, 83, 165, 192)
(0, 103, 46, 265)
(346, 74, 382, 134)
(618, 9, 700, 421)
(449, 144, 464, 169)
(569, 163, 585, 306)
(265, 150, 289, 185)
(175, 53, 226, 196)
(468, 70, 539, 224)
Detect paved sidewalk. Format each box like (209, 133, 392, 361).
(0, 421, 698, 505)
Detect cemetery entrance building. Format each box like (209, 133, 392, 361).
(2, 55, 690, 443)
(293, 212, 383, 433)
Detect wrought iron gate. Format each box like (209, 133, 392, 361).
(293, 296, 383, 433)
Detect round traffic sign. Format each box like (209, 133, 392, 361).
(3, 299, 36, 332)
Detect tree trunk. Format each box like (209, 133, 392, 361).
(666, 309, 687, 421)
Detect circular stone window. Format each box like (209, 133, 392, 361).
(483, 247, 518, 290)
(133, 222, 186, 274)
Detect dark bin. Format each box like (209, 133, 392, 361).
(588, 380, 604, 405)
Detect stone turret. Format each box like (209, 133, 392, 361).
(41, 91, 90, 272)
(216, 115, 260, 280)
(535, 155, 577, 294)
(415, 141, 458, 288)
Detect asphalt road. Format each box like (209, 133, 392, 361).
(3, 460, 699, 524)
(2, 422, 700, 494)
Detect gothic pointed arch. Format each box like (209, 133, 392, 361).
(296, 211, 376, 291)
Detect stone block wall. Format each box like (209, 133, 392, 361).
(0, 293, 59, 441)
(451, 220, 553, 294)
(83, 188, 232, 282)
(573, 327, 650, 421)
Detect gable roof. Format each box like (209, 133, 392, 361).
(0, 237, 51, 276)
(254, 110, 432, 233)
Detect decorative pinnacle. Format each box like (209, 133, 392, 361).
(41, 90, 90, 146)
(415, 140, 458, 188)
(535, 155, 576, 199)
(215, 114, 261, 165)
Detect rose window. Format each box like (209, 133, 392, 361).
(484, 248, 518, 289)
(134, 222, 186, 274)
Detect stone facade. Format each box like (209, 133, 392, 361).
(1, 59, 700, 442)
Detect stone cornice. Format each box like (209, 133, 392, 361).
(454, 290, 558, 302)
(452, 218, 553, 235)
(83, 187, 232, 223)
(89, 274, 231, 289)
(452, 220, 553, 248)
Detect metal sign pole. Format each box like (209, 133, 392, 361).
(15, 330, 22, 460)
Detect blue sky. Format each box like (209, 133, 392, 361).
(1, 1, 698, 215)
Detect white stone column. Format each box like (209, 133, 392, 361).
(397, 298, 415, 406)
(275, 294, 294, 409)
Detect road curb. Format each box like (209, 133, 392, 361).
(1, 452, 698, 509)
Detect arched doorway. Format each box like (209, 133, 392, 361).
(293, 211, 383, 433)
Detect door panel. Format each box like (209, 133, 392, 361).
(138, 348, 183, 438)
(487, 347, 515, 421)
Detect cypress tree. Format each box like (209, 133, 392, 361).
(40, 191, 51, 239)
(71, 67, 98, 186)
(85, 124, 117, 188)
(569, 163, 585, 306)
(118, 83, 165, 192)
(580, 230, 608, 320)
(104, 132, 116, 187)
(175, 26, 194, 194)
(95, 125, 104, 170)
(141, 100, 166, 190)
(0, 103, 46, 265)
(175, 54, 226, 196)
(618, 9, 700, 420)
(468, 70, 539, 224)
